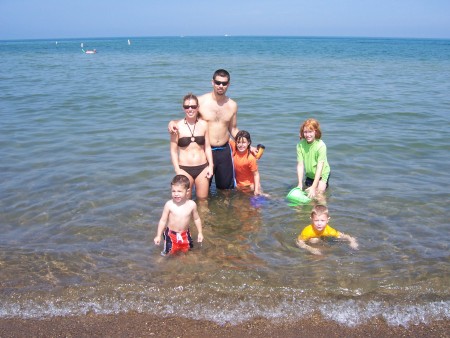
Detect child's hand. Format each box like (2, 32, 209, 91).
(296, 239, 321, 255)
(349, 239, 359, 250)
(154, 236, 161, 245)
(305, 187, 316, 199)
(310, 247, 322, 255)
(197, 233, 204, 243)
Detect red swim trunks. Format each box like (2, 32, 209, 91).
(162, 228, 193, 255)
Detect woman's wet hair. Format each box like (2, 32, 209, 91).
(182, 93, 198, 105)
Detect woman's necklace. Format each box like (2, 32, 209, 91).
(184, 118, 197, 142)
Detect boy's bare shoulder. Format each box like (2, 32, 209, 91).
(164, 200, 174, 208)
(186, 200, 197, 208)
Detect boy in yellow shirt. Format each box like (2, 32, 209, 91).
(296, 205, 358, 255)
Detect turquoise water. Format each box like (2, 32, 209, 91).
(0, 36, 449, 327)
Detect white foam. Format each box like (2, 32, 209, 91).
(1, 285, 449, 328)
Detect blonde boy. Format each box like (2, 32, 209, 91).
(296, 205, 358, 255)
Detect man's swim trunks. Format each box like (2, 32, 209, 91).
(211, 142, 235, 189)
(162, 227, 193, 255)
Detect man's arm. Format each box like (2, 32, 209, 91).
(168, 120, 178, 134)
(228, 102, 239, 139)
(170, 128, 181, 173)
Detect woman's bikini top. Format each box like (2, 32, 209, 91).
(178, 135, 206, 147)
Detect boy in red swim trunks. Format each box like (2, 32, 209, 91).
(154, 175, 203, 256)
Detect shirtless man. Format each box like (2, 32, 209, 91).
(169, 69, 239, 189)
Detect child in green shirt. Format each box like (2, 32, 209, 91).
(296, 118, 331, 200)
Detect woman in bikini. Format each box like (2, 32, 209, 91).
(170, 93, 213, 200)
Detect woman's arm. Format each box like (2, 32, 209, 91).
(203, 123, 214, 178)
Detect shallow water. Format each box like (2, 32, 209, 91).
(0, 36, 449, 326)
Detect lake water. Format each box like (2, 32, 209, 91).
(0, 36, 449, 327)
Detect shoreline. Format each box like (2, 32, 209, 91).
(0, 313, 448, 338)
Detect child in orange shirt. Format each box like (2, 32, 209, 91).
(231, 130, 264, 196)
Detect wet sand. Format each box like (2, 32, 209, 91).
(0, 313, 448, 338)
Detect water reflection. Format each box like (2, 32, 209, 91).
(199, 191, 266, 271)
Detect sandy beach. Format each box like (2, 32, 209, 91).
(0, 313, 448, 338)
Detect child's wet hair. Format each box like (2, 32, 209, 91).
(311, 204, 329, 218)
(171, 174, 190, 189)
(300, 118, 322, 139)
(235, 130, 252, 155)
(235, 130, 252, 146)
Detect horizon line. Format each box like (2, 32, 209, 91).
(1, 34, 450, 42)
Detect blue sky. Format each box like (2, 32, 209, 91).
(1, 0, 449, 40)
